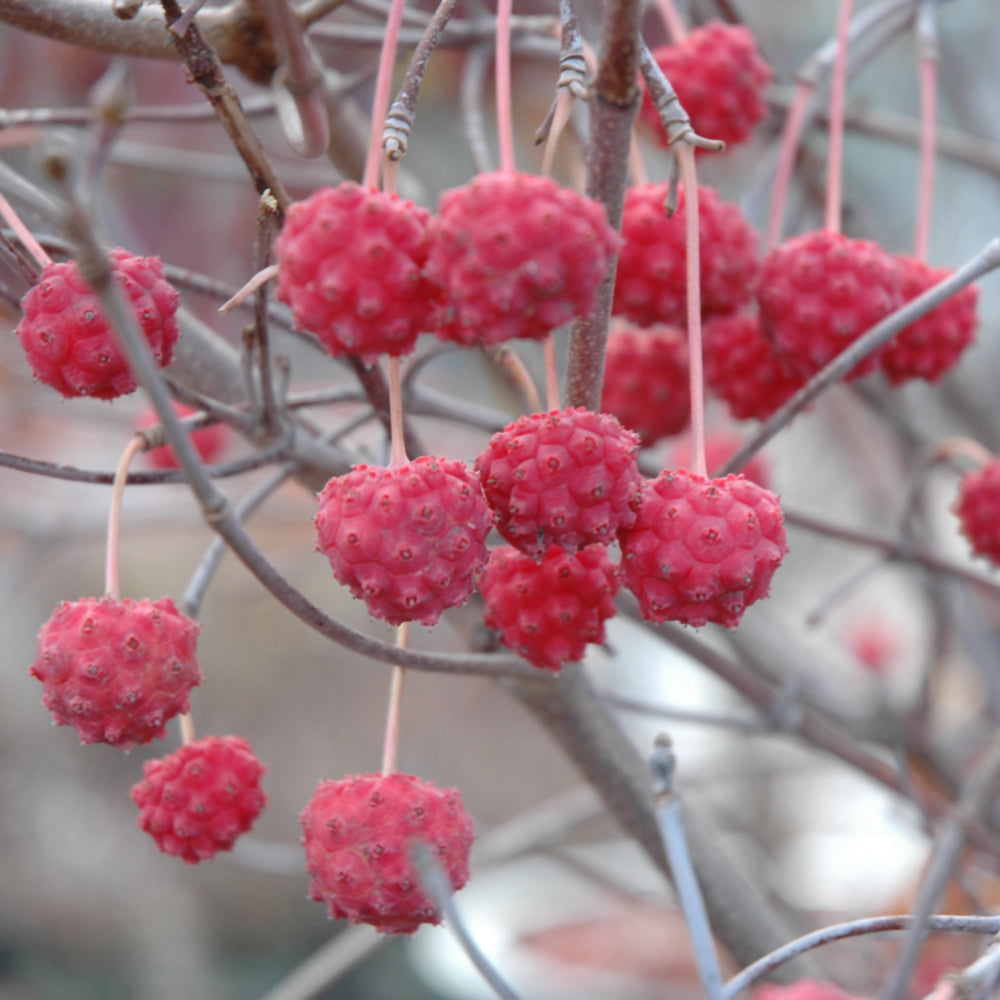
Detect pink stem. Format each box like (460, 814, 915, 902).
(825, 0, 856, 235)
(179, 713, 196, 746)
(380, 624, 409, 775)
(388, 355, 408, 465)
(495, 0, 515, 172)
(629, 128, 649, 187)
(677, 145, 706, 479)
(105, 435, 146, 600)
(0, 190, 52, 270)
(914, 53, 937, 262)
(363, 0, 409, 190)
(218, 263, 279, 314)
(766, 80, 814, 251)
(544, 333, 560, 411)
(656, 0, 688, 43)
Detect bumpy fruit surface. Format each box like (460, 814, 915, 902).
(16, 249, 180, 400)
(301, 771, 474, 934)
(315, 457, 493, 626)
(132, 734, 267, 864)
(954, 458, 1000, 566)
(476, 408, 641, 559)
(878, 255, 978, 384)
(669, 431, 772, 490)
(480, 544, 619, 671)
(275, 182, 438, 358)
(426, 170, 618, 346)
(30, 596, 201, 748)
(614, 183, 760, 329)
(640, 21, 772, 150)
(619, 470, 787, 628)
(137, 402, 230, 470)
(703, 311, 806, 421)
(757, 231, 902, 379)
(601, 321, 689, 446)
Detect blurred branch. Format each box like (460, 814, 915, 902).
(723, 914, 1000, 999)
(0, 0, 280, 83)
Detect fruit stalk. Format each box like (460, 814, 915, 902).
(824, 0, 855, 234)
(105, 436, 145, 600)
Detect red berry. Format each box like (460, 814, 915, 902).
(640, 21, 772, 150)
(954, 457, 1000, 566)
(703, 311, 806, 421)
(476, 407, 642, 559)
(300, 771, 474, 934)
(16, 249, 180, 400)
(426, 170, 619, 346)
(30, 596, 201, 749)
(668, 430, 772, 490)
(137, 402, 230, 470)
(600, 320, 690, 446)
(131, 734, 267, 864)
(754, 981, 867, 1000)
(757, 231, 903, 379)
(275, 182, 438, 359)
(315, 457, 494, 627)
(878, 255, 978, 385)
(613, 183, 760, 329)
(480, 544, 620, 671)
(619, 470, 787, 628)
(843, 614, 902, 675)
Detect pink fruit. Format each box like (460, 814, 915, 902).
(480, 544, 620, 671)
(600, 320, 690, 446)
(476, 407, 642, 559)
(619, 470, 787, 628)
(16, 249, 180, 400)
(426, 170, 619, 346)
(640, 21, 772, 150)
(137, 402, 230, 470)
(754, 980, 868, 1000)
(878, 255, 978, 385)
(301, 771, 474, 934)
(30, 596, 201, 749)
(703, 311, 807, 421)
(613, 183, 760, 329)
(132, 734, 267, 863)
(315, 457, 494, 626)
(275, 181, 439, 359)
(757, 230, 903, 379)
(954, 457, 1000, 566)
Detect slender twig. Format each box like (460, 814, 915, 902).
(252, 192, 281, 433)
(0, 439, 291, 486)
(723, 915, 1000, 999)
(383, 0, 459, 161)
(158, 0, 290, 212)
(651, 737, 725, 1000)
(264, 0, 330, 157)
(411, 841, 524, 1000)
(717, 240, 1000, 478)
(882, 730, 1000, 1000)
(782, 505, 1000, 597)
